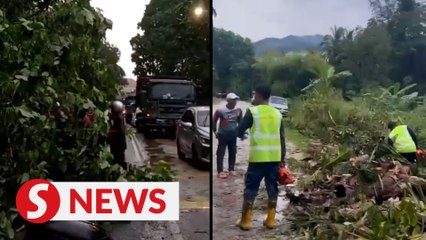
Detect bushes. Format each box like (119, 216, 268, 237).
(285, 59, 426, 239)
(0, 1, 173, 239)
(291, 83, 426, 151)
(290, 87, 388, 156)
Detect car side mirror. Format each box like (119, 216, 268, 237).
(182, 122, 193, 128)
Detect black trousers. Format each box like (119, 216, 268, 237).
(400, 152, 417, 163)
(216, 133, 237, 173)
(112, 151, 127, 170)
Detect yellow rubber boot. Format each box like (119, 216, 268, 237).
(237, 200, 253, 231)
(264, 200, 277, 229)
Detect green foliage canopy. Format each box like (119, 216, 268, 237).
(0, 0, 126, 238)
(131, 0, 210, 100)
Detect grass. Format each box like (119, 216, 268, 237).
(284, 122, 310, 149)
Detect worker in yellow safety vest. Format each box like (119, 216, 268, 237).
(236, 85, 286, 230)
(387, 121, 419, 163)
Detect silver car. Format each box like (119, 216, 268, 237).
(269, 96, 288, 116)
(176, 106, 210, 163)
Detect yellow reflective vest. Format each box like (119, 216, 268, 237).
(388, 125, 416, 153)
(248, 105, 282, 163)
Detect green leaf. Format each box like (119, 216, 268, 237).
(6, 223, 14, 239)
(37, 161, 48, 170)
(0, 24, 8, 32)
(117, 176, 128, 182)
(15, 75, 28, 81)
(20, 173, 30, 184)
(105, 18, 113, 29)
(50, 45, 62, 52)
(323, 149, 351, 170)
(59, 160, 67, 173)
(19, 18, 33, 31)
(82, 8, 95, 25)
(78, 146, 87, 157)
(83, 101, 96, 110)
(18, 107, 34, 118)
(99, 160, 110, 170)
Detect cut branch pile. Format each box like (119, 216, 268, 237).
(285, 142, 426, 239)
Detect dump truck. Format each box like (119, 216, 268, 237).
(135, 75, 197, 138)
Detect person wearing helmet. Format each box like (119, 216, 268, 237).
(387, 121, 419, 163)
(213, 92, 243, 179)
(108, 101, 127, 170)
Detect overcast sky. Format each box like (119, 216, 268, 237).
(213, 0, 373, 42)
(91, 0, 150, 79)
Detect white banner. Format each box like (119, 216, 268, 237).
(16, 180, 179, 223)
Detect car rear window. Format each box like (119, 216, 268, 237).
(270, 97, 287, 105)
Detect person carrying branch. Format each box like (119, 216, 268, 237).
(387, 121, 419, 163)
(236, 85, 286, 230)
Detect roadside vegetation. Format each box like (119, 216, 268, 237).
(213, 0, 426, 238)
(0, 0, 184, 238)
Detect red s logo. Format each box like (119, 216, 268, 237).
(16, 179, 60, 223)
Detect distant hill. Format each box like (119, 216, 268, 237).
(254, 34, 324, 56)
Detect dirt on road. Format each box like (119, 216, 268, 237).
(104, 130, 210, 240)
(212, 100, 302, 240)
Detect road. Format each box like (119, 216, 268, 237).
(103, 127, 210, 240)
(212, 100, 294, 240)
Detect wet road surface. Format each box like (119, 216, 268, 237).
(104, 128, 210, 240)
(212, 100, 293, 240)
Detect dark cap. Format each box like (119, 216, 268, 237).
(387, 121, 397, 130)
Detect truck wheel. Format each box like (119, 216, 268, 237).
(176, 139, 185, 160)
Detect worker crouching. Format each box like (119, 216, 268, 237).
(387, 121, 419, 163)
(236, 85, 286, 230)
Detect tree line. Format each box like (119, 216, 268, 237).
(0, 0, 170, 238)
(213, 0, 426, 99)
(131, 0, 210, 102)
